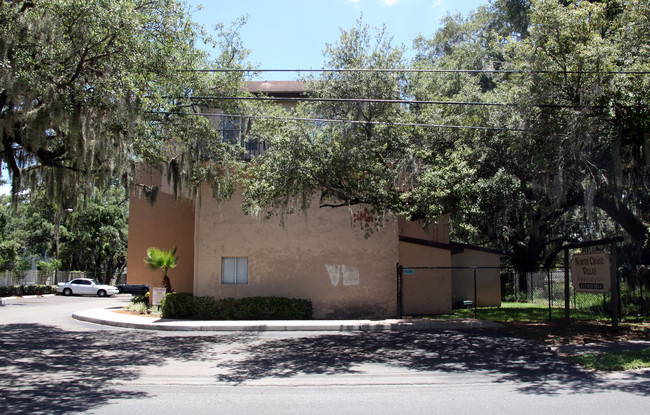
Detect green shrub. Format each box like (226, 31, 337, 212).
(159, 294, 313, 320)
(0, 285, 56, 297)
(131, 291, 150, 305)
(216, 297, 313, 320)
(192, 296, 221, 320)
(124, 302, 149, 315)
(0, 286, 20, 297)
(160, 292, 194, 318)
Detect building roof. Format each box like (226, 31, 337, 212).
(246, 81, 306, 96)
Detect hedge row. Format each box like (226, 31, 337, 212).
(160, 293, 313, 320)
(0, 285, 57, 297)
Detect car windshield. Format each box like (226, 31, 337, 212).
(90, 280, 101, 285)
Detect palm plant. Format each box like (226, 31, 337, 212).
(144, 246, 178, 293)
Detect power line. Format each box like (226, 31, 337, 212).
(150, 111, 528, 132)
(183, 95, 588, 109)
(180, 68, 650, 75)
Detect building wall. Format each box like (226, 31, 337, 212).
(194, 187, 399, 319)
(398, 241, 452, 315)
(126, 191, 195, 295)
(451, 248, 503, 307)
(397, 215, 450, 245)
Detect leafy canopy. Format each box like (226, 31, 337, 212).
(1, 0, 249, 208)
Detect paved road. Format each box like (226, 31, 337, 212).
(1, 296, 649, 414)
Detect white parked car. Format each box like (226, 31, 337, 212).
(57, 278, 119, 297)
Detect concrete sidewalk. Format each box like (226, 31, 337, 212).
(72, 306, 504, 332)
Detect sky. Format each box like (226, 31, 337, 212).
(185, 0, 489, 80)
(0, 0, 488, 196)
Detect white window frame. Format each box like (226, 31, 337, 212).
(221, 257, 248, 284)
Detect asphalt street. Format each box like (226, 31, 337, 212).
(1, 295, 649, 414)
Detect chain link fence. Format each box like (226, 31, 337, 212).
(398, 265, 649, 322)
(0, 270, 85, 287)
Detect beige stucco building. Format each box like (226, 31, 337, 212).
(126, 81, 459, 319)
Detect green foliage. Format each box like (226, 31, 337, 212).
(61, 186, 128, 284)
(131, 291, 150, 306)
(242, 18, 409, 232)
(160, 292, 194, 319)
(1, 0, 249, 208)
(0, 186, 128, 284)
(409, 0, 650, 267)
(0, 285, 56, 297)
(123, 302, 150, 315)
(160, 294, 313, 320)
(11, 257, 31, 285)
(217, 297, 313, 320)
(191, 296, 221, 320)
(567, 348, 650, 372)
(36, 259, 61, 285)
(145, 246, 178, 292)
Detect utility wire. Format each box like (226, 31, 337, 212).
(150, 111, 528, 132)
(179, 68, 650, 75)
(183, 95, 591, 109)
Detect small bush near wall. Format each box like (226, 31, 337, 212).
(160, 294, 313, 320)
(130, 292, 150, 305)
(192, 296, 221, 320)
(0, 285, 57, 297)
(218, 297, 313, 320)
(160, 292, 194, 319)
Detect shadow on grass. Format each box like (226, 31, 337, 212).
(216, 329, 650, 397)
(0, 324, 254, 415)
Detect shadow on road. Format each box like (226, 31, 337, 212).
(2, 324, 649, 414)
(0, 324, 253, 415)
(216, 329, 650, 397)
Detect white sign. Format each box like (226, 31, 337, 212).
(152, 287, 167, 306)
(571, 252, 611, 293)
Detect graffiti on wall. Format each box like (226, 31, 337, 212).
(326, 264, 360, 287)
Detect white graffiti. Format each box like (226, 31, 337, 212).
(326, 264, 340, 287)
(326, 264, 360, 287)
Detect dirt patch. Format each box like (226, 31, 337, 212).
(504, 320, 650, 346)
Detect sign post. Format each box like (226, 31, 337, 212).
(570, 252, 611, 294)
(152, 287, 167, 306)
(610, 242, 619, 331)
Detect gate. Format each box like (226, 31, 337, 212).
(397, 265, 503, 318)
(397, 265, 453, 317)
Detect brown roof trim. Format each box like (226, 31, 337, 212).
(399, 235, 451, 251)
(449, 242, 506, 256)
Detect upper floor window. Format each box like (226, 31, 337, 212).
(221, 115, 241, 145)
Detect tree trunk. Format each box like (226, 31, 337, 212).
(162, 275, 172, 293)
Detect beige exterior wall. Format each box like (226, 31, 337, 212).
(399, 241, 452, 315)
(194, 187, 399, 319)
(451, 249, 503, 307)
(126, 191, 195, 295)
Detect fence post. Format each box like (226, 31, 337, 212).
(396, 263, 403, 319)
(547, 268, 552, 321)
(564, 249, 570, 323)
(473, 267, 478, 319)
(610, 242, 619, 332)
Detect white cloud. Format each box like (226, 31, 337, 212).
(431, 0, 447, 12)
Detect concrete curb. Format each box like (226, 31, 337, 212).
(1, 294, 57, 303)
(72, 307, 504, 332)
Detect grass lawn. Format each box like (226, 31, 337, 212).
(427, 302, 649, 349)
(432, 301, 612, 322)
(567, 348, 650, 371)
